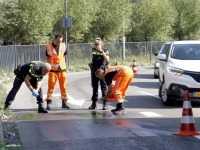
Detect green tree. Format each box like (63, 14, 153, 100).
(127, 0, 173, 42)
(0, 0, 14, 44)
(52, 0, 97, 43)
(87, 0, 132, 42)
(2, 0, 200, 44)
(0, 0, 9, 28)
(170, 0, 200, 40)
(2, 0, 59, 44)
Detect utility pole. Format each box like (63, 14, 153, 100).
(64, 0, 69, 66)
(122, 2, 125, 61)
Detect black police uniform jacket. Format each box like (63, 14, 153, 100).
(91, 47, 109, 71)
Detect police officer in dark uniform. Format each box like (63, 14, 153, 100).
(88, 38, 109, 110)
(4, 61, 51, 113)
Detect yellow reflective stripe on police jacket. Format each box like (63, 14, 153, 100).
(92, 51, 108, 55)
(29, 63, 40, 78)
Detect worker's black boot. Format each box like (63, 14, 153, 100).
(89, 101, 96, 110)
(111, 103, 126, 115)
(38, 103, 48, 113)
(102, 100, 108, 110)
(62, 100, 70, 108)
(46, 100, 52, 110)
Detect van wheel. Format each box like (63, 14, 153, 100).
(160, 81, 175, 106)
(154, 74, 158, 79)
(154, 73, 159, 79)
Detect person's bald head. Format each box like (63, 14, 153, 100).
(95, 69, 105, 79)
(42, 63, 51, 75)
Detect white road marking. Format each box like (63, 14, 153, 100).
(43, 94, 85, 106)
(140, 112, 161, 117)
(194, 135, 200, 139)
(138, 91, 160, 99)
(138, 91, 200, 138)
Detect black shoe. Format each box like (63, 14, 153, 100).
(89, 102, 96, 110)
(102, 100, 108, 110)
(111, 103, 125, 111)
(46, 100, 52, 110)
(62, 100, 70, 109)
(38, 103, 48, 113)
(111, 103, 120, 112)
(113, 107, 126, 115)
(111, 103, 126, 115)
(4, 104, 10, 111)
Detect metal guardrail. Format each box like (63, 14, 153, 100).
(0, 41, 166, 72)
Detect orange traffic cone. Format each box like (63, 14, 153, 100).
(173, 90, 200, 136)
(132, 59, 138, 75)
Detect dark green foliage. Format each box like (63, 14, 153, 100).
(1, 0, 200, 44)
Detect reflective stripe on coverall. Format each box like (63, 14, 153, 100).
(46, 43, 66, 70)
(46, 43, 67, 100)
(47, 72, 67, 100)
(105, 66, 134, 103)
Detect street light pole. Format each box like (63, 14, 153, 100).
(122, 3, 125, 62)
(64, 0, 67, 45)
(64, 0, 69, 66)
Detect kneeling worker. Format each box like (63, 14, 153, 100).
(4, 61, 51, 113)
(95, 65, 134, 115)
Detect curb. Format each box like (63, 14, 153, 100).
(0, 117, 4, 146)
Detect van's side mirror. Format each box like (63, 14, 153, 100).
(157, 54, 167, 61)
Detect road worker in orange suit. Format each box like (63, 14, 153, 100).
(45, 33, 69, 110)
(95, 65, 134, 115)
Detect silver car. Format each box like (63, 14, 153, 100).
(154, 42, 171, 78)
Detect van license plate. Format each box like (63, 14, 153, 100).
(195, 92, 200, 97)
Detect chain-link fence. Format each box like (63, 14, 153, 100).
(0, 41, 166, 72)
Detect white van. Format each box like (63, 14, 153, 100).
(157, 41, 200, 105)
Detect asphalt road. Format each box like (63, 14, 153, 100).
(3, 68, 200, 150)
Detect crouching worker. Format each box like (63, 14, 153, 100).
(95, 66, 134, 115)
(4, 61, 51, 113)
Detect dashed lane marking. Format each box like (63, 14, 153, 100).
(140, 112, 161, 117)
(43, 94, 85, 106)
(138, 91, 160, 99)
(194, 135, 200, 140)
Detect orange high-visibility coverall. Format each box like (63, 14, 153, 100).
(46, 43, 67, 101)
(106, 66, 134, 103)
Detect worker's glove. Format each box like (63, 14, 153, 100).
(32, 89, 39, 97)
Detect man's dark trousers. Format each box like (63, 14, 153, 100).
(5, 75, 43, 106)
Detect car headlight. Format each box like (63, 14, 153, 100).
(168, 67, 183, 76)
(155, 62, 160, 67)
